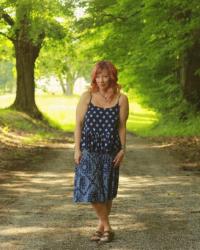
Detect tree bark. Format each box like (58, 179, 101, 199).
(58, 74, 74, 96)
(65, 72, 76, 96)
(10, 39, 43, 119)
(65, 79, 73, 95)
(58, 74, 67, 95)
(181, 42, 200, 109)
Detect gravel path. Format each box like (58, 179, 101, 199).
(0, 134, 200, 250)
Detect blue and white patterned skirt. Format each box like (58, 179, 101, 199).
(73, 149, 119, 203)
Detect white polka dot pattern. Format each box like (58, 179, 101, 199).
(80, 102, 121, 154)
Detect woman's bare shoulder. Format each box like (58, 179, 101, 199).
(79, 91, 91, 104)
(119, 93, 129, 104)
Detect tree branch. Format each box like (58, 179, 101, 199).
(102, 4, 145, 23)
(0, 31, 14, 41)
(0, 8, 15, 26)
(102, 12, 127, 22)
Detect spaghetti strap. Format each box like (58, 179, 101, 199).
(89, 92, 92, 104)
(117, 94, 121, 104)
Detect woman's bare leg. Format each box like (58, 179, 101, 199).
(106, 199, 113, 215)
(91, 199, 113, 232)
(91, 202, 112, 232)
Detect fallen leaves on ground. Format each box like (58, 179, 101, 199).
(150, 136, 200, 172)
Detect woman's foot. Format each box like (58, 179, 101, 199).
(90, 231, 103, 241)
(99, 230, 115, 243)
(90, 222, 104, 241)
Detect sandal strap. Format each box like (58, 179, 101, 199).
(94, 230, 102, 236)
(90, 231, 103, 241)
(103, 230, 114, 235)
(100, 230, 114, 242)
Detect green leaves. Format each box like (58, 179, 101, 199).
(0, 0, 75, 44)
(74, 0, 200, 114)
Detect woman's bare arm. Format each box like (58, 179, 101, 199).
(118, 94, 129, 150)
(74, 91, 91, 163)
(113, 94, 129, 167)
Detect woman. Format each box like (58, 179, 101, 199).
(73, 60, 129, 243)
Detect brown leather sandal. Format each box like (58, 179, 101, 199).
(99, 230, 115, 243)
(90, 231, 103, 241)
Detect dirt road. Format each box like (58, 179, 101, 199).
(0, 134, 200, 250)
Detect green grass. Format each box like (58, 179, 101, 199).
(0, 94, 15, 108)
(0, 93, 157, 135)
(35, 94, 78, 132)
(146, 113, 200, 136)
(127, 100, 158, 135)
(1, 92, 200, 138)
(0, 108, 69, 144)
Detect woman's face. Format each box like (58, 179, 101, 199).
(95, 69, 110, 91)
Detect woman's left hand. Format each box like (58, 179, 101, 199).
(113, 149, 125, 167)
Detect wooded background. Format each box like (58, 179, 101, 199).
(1, 0, 200, 125)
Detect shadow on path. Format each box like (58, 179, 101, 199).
(0, 134, 200, 249)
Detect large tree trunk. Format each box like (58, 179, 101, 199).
(65, 80, 73, 95)
(180, 42, 200, 109)
(10, 40, 43, 119)
(58, 74, 74, 96)
(65, 73, 77, 96)
(9, 15, 44, 119)
(58, 74, 67, 95)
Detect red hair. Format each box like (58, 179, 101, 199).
(89, 61, 121, 100)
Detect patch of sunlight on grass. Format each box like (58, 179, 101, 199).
(21, 133, 45, 144)
(0, 108, 65, 145)
(148, 115, 200, 136)
(0, 94, 15, 108)
(35, 94, 78, 132)
(35, 94, 158, 134)
(2, 93, 200, 136)
(0, 93, 158, 135)
(0, 109, 45, 132)
(127, 101, 158, 135)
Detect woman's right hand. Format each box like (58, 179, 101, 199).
(74, 149, 82, 165)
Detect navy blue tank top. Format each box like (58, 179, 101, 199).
(80, 94, 121, 154)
